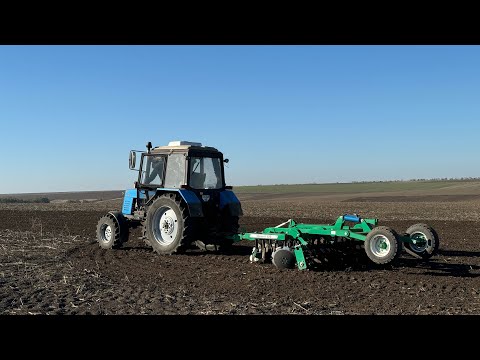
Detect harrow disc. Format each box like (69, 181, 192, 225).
(272, 247, 295, 269)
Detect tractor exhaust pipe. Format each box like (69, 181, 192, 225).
(146, 141, 152, 154)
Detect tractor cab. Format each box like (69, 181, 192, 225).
(130, 141, 228, 191)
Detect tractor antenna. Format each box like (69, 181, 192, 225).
(146, 142, 152, 154)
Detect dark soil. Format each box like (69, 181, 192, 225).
(1, 209, 480, 315)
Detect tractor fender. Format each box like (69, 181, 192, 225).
(107, 210, 128, 230)
(155, 189, 204, 217)
(220, 190, 243, 216)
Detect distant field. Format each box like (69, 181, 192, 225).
(0, 190, 124, 201)
(1, 180, 480, 202)
(233, 180, 480, 194)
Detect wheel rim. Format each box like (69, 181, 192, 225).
(100, 224, 112, 243)
(152, 206, 178, 246)
(409, 231, 428, 252)
(370, 234, 391, 258)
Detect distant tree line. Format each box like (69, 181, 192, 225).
(351, 177, 480, 184)
(0, 197, 50, 204)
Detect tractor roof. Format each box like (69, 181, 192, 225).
(151, 141, 219, 153)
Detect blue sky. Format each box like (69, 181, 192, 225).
(1, 45, 479, 194)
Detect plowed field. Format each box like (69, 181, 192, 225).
(1, 195, 480, 315)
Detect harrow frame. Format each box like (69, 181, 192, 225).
(228, 214, 439, 270)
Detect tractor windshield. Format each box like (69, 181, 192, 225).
(189, 157, 223, 189)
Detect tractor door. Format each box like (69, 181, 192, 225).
(139, 154, 167, 186)
(164, 153, 187, 189)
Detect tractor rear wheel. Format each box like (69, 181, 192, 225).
(96, 211, 128, 249)
(364, 226, 402, 264)
(404, 223, 439, 259)
(194, 212, 239, 252)
(218, 214, 239, 251)
(145, 194, 192, 254)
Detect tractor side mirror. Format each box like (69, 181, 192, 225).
(129, 150, 146, 171)
(224, 158, 229, 163)
(129, 151, 137, 170)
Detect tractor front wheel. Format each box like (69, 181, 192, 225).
(96, 211, 128, 249)
(364, 226, 402, 265)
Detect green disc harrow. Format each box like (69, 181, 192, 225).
(228, 214, 439, 270)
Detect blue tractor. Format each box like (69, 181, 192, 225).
(96, 141, 243, 254)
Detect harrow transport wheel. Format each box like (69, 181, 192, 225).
(404, 223, 439, 259)
(364, 226, 402, 265)
(96, 211, 128, 249)
(145, 194, 192, 255)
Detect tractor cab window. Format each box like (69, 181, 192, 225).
(164, 153, 186, 188)
(189, 157, 222, 189)
(140, 155, 165, 186)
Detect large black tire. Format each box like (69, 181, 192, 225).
(404, 223, 439, 259)
(219, 213, 240, 251)
(96, 211, 128, 249)
(145, 194, 192, 255)
(364, 226, 402, 265)
(224, 215, 240, 235)
(194, 213, 239, 252)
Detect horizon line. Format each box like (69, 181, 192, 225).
(1, 177, 480, 196)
